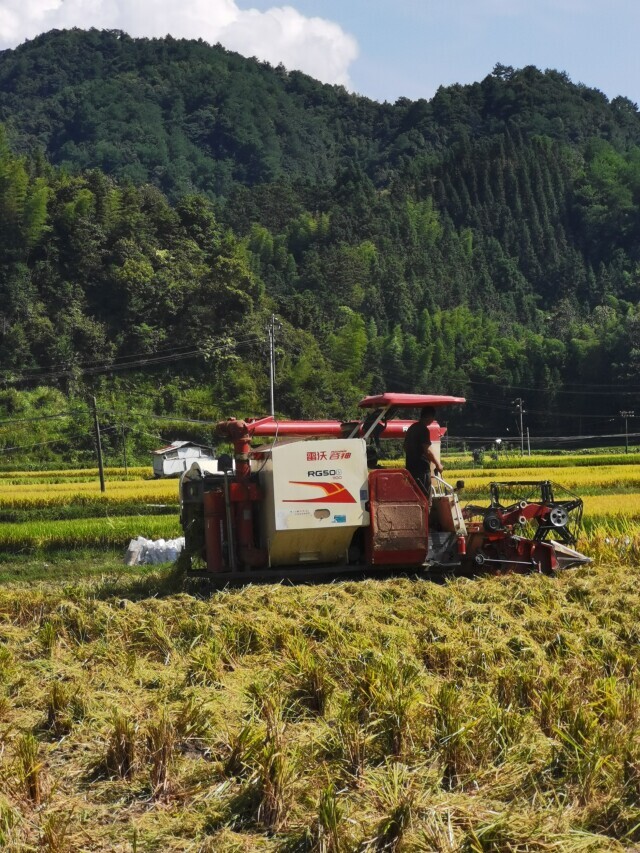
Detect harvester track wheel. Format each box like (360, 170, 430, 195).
(474, 553, 486, 567)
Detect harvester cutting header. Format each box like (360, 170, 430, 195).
(179, 393, 590, 582)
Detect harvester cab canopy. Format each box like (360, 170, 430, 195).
(354, 393, 466, 445)
(358, 393, 466, 407)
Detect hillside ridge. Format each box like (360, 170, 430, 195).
(1, 30, 640, 462)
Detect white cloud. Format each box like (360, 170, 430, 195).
(0, 0, 358, 87)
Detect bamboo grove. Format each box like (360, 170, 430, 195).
(2, 33, 640, 455)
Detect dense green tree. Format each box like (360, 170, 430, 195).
(2, 32, 640, 445)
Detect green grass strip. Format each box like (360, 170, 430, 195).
(0, 514, 181, 553)
(0, 503, 178, 523)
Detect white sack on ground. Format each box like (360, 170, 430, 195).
(124, 536, 185, 566)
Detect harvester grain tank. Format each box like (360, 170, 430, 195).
(179, 393, 590, 581)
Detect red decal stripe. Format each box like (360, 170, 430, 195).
(283, 481, 357, 504)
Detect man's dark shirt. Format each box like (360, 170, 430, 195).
(404, 421, 431, 471)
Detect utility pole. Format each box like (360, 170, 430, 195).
(620, 410, 635, 454)
(92, 397, 105, 493)
(526, 427, 531, 456)
(512, 398, 525, 455)
(121, 424, 128, 476)
(266, 314, 281, 418)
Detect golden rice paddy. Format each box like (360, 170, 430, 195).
(0, 468, 180, 551)
(0, 478, 179, 510)
(582, 493, 640, 518)
(0, 457, 639, 849)
(445, 464, 640, 493)
(0, 466, 151, 482)
(0, 562, 639, 850)
(0, 458, 640, 553)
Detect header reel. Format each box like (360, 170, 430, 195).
(464, 480, 584, 546)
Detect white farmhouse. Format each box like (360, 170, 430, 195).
(152, 441, 215, 478)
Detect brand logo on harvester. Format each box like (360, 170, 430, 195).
(308, 469, 342, 478)
(284, 481, 356, 504)
(306, 450, 351, 461)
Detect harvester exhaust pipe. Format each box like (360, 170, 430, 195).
(223, 472, 237, 572)
(204, 489, 226, 572)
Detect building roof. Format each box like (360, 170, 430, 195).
(152, 441, 213, 456)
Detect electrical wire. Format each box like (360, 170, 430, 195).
(122, 425, 172, 444)
(361, 372, 625, 421)
(466, 378, 640, 394)
(3, 336, 265, 385)
(1, 342, 200, 378)
(0, 438, 67, 454)
(0, 411, 80, 427)
(454, 431, 640, 441)
(108, 410, 217, 426)
(463, 395, 625, 420)
(375, 363, 640, 399)
(2, 352, 199, 385)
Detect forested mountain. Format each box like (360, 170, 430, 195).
(1, 28, 640, 457)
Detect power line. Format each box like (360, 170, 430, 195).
(0, 411, 80, 427)
(0, 438, 67, 454)
(122, 425, 173, 445)
(466, 378, 640, 396)
(99, 409, 217, 426)
(374, 364, 640, 399)
(2, 336, 264, 386)
(464, 395, 627, 420)
(454, 431, 640, 443)
(0, 342, 202, 379)
(1, 350, 200, 385)
(96, 405, 640, 447)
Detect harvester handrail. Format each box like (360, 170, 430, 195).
(431, 474, 455, 497)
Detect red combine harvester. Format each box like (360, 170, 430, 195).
(179, 393, 590, 582)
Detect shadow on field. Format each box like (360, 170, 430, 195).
(91, 560, 190, 601)
(90, 559, 454, 602)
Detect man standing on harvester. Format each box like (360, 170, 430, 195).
(404, 406, 444, 496)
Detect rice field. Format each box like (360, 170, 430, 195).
(0, 467, 180, 553)
(444, 465, 640, 497)
(0, 457, 639, 849)
(0, 481, 180, 510)
(440, 452, 640, 469)
(0, 514, 182, 552)
(0, 467, 151, 484)
(0, 563, 639, 850)
(0, 456, 640, 554)
(582, 493, 640, 519)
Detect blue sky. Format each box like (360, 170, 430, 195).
(240, 0, 640, 105)
(1, 0, 638, 106)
